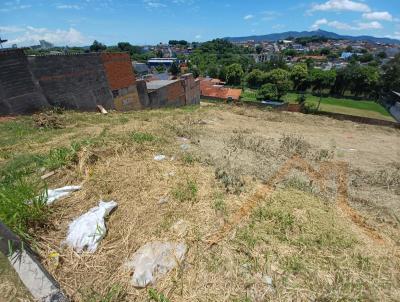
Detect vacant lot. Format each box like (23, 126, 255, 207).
(1, 104, 399, 301)
(241, 89, 394, 121)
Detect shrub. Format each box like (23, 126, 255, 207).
(172, 179, 198, 202)
(257, 83, 277, 101)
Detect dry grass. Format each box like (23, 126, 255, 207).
(1, 103, 400, 301)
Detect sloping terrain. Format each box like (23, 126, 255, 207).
(0, 104, 399, 301)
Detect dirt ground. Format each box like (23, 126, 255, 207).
(1, 103, 399, 301)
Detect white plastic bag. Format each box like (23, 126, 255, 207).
(64, 201, 117, 253)
(154, 155, 166, 161)
(126, 241, 186, 287)
(46, 186, 81, 204)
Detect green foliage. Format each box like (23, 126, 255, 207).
(90, 40, 107, 52)
(0, 155, 48, 241)
(257, 83, 278, 100)
(246, 69, 265, 88)
(148, 288, 171, 302)
(131, 132, 156, 143)
(264, 68, 291, 100)
(381, 53, 400, 98)
(207, 65, 219, 78)
(189, 39, 253, 76)
(290, 64, 308, 92)
(172, 179, 198, 202)
(225, 63, 244, 85)
(168, 40, 188, 46)
(295, 35, 329, 46)
(169, 62, 180, 76)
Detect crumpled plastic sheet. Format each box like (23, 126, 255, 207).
(64, 201, 117, 253)
(46, 186, 81, 204)
(154, 155, 166, 161)
(126, 241, 187, 287)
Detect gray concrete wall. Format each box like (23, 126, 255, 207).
(28, 54, 114, 111)
(0, 49, 48, 115)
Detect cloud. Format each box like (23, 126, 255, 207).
(362, 11, 393, 21)
(0, 25, 24, 33)
(357, 21, 383, 30)
(194, 34, 202, 39)
(243, 14, 254, 20)
(143, 0, 166, 9)
(311, 18, 383, 31)
(0, 3, 31, 12)
(57, 4, 81, 9)
(261, 11, 281, 21)
(310, 0, 370, 13)
(4, 26, 89, 47)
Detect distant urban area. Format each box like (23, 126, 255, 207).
(2, 30, 399, 122)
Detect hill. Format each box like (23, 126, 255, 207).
(225, 29, 400, 44)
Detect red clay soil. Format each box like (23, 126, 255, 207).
(200, 78, 242, 101)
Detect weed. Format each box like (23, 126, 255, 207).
(0, 157, 48, 241)
(85, 284, 126, 302)
(215, 167, 245, 194)
(228, 131, 273, 155)
(172, 179, 198, 202)
(182, 153, 195, 165)
(38, 146, 78, 170)
(279, 134, 311, 157)
(212, 193, 227, 215)
(282, 255, 305, 274)
(284, 176, 315, 193)
(131, 131, 156, 144)
(148, 288, 171, 302)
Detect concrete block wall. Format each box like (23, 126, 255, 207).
(0, 49, 49, 114)
(0, 49, 200, 115)
(28, 53, 114, 111)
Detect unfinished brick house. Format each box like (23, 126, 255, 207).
(0, 49, 200, 115)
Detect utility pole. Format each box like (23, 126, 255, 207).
(0, 37, 8, 48)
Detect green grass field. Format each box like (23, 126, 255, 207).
(241, 89, 394, 122)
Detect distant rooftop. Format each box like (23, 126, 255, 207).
(146, 79, 179, 90)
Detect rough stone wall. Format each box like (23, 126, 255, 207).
(0, 49, 48, 114)
(28, 53, 114, 111)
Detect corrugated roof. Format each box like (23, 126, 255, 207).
(146, 80, 179, 90)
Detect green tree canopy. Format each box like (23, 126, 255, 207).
(225, 63, 244, 85)
(90, 40, 107, 52)
(246, 69, 266, 88)
(264, 68, 291, 100)
(257, 83, 278, 101)
(290, 64, 308, 92)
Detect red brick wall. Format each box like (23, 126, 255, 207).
(100, 53, 136, 90)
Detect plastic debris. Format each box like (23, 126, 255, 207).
(171, 220, 189, 237)
(126, 241, 187, 287)
(180, 144, 189, 151)
(158, 196, 169, 204)
(46, 186, 81, 204)
(64, 201, 117, 253)
(154, 155, 166, 161)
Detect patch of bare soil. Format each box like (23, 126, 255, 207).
(33, 104, 400, 301)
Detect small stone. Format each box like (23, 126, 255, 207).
(158, 196, 169, 204)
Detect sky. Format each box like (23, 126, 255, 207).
(0, 0, 399, 47)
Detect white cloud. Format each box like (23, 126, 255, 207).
(357, 21, 383, 30)
(194, 34, 201, 39)
(0, 3, 31, 12)
(244, 14, 254, 20)
(143, 0, 166, 9)
(311, 18, 383, 31)
(57, 4, 81, 9)
(261, 11, 281, 21)
(4, 26, 89, 47)
(310, 0, 370, 13)
(311, 18, 328, 30)
(362, 11, 393, 21)
(0, 25, 24, 33)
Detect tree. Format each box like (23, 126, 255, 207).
(246, 69, 266, 88)
(264, 68, 291, 100)
(225, 63, 244, 86)
(207, 66, 219, 78)
(308, 69, 336, 110)
(290, 64, 308, 92)
(155, 49, 163, 58)
(257, 83, 278, 101)
(169, 62, 180, 76)
(90, 40, 106, 52)
(255, 45, 263, 54)
(377, 51, 387, 59)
